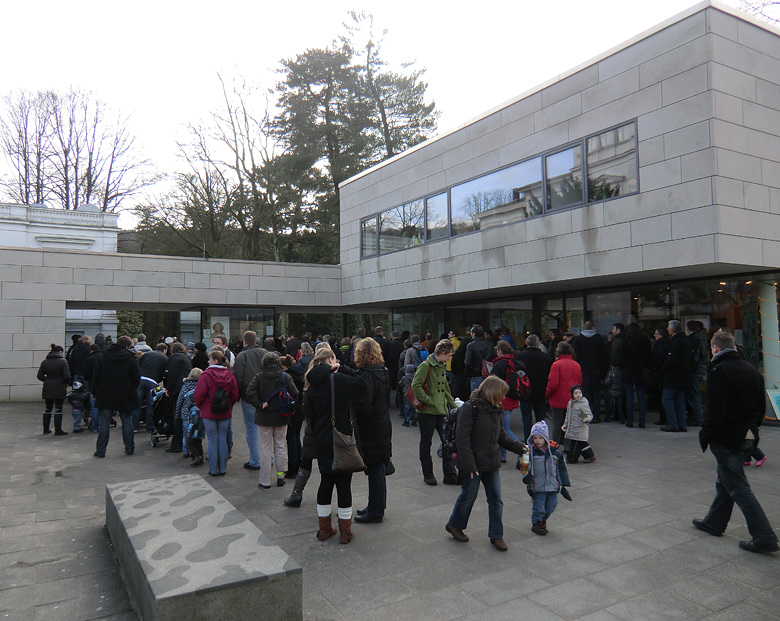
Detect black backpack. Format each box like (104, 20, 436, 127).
(211, 387, 230, 413)
(441, 403, 477, 456)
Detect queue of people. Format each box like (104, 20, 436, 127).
(36, 319, 776, 554)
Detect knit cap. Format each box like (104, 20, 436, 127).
(528, 420, 550, 446)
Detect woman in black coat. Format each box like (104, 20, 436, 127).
(164, 342, 193, 453)
(622, 323, 652, 428)
(37, 344, 71, 435)
(353, 338, 392, 524)
(304, 347, 365, 544)
(445, 376, 526, 551)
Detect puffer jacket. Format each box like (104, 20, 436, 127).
(563, 397, 593, 442)
(545, 354, 582, 408)
(37, 350, 71, 399)
(194, 365, 239, 420)
(245, 363, 299, 427)
(455, 394, 525, 473)
(354, 365, 392, 466)
(304, 363, 365, 475)
(525, 445, 570, 492)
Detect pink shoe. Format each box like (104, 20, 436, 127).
(744, 461, 752, 466)
(755, 457, 767, 468)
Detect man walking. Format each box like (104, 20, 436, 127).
(692, 331, 778, 553)
(233, 331, 268, 470)
(91, 335, 140, 457)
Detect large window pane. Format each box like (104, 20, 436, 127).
(451, 158, 543, 235)
(378, 200, 424, 254)
(361, 217, 377, 257)
(587, 121, 638, 202)
(546, 145, 583, 210)
(426, 192, 449, 241)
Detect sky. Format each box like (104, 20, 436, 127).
(0, 0, 746, 227)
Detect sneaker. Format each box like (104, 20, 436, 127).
(755, 457, 767, 467)
(490, 538, 508, 551)
(445, 523, 469, 542)
(258, 483, 271, 490)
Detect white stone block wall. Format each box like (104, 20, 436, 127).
(338, 4, 780, 307)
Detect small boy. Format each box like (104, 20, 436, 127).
(561, 385, 596, 464)
(399, 364, 418, 427)
(523, 420, 570, 535)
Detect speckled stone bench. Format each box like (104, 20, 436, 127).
(106, 474, 301, 621)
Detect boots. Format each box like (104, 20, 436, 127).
(338, 518, 353, 544)
(284, 468, 311, 508)
(43, 412, 52, 434)
(317, 516, 336, 541)
(53, 413, 68, 436)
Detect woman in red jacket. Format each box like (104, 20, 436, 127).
(194, 350, 239, 476)
(545, 342, 582, 444)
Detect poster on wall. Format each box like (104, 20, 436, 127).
(766, 390, 780, 421)
(208, 317, 230, 350)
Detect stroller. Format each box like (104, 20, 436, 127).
(150, 384, 173, 447)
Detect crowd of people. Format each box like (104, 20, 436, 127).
(35, 320, 777, 553)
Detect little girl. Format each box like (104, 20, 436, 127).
(562, 385, 596, 463)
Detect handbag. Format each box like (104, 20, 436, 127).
(405, 364, 431, 410)
(330, 373, 365, 473)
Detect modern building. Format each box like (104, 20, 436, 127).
(339, 0, 780, 390)
(3, 1, 780, 403)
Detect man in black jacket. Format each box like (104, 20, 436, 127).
(464, 324, 495, 392)
(132, 343, 168, 431)
(573, 322, 605, 422)
(693, 332, 778, 553)
(91, 336, 140, 457)
(659, 320, 691, 432)
(516, 334, 552, 441)
(386, 330, 405, 408)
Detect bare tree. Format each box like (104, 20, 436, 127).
(0, 88, 153, 211)
(738, 0, 780, 25)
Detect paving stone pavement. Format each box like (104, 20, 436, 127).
(1, 401, 779, 620)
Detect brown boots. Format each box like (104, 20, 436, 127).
(317, 516, 336, 541)
(338, 518, 353, 544)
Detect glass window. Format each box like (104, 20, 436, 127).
(546, 145, 583, 210)
(425, 192, 449, 241)
(361, 217, 378, 257)
(451, 158, 543, 236)
(378, 200, 424, 254)
(202, 307, 274, 351)
(587, 121, 638, 202)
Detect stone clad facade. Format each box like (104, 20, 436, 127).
(339, 2, 780, 306)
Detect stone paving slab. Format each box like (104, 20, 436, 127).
(0, 402, 779, 620)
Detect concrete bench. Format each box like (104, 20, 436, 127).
(106, 474, 301, 621)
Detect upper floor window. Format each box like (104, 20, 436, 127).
(426, 192, 449, 241)
(378, 200, 424, 254)
(546, 145, 583, 210)
(587, 121, 638, 201)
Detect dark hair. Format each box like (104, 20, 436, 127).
(556, 342, 575, 357)
(89, 344, 101, 353)
(50, 343, 63, 352)
(209, 350, 225, 365)
(471, 324, 485, 337)
(194, 342, 207, 352)
(171, 342, 186, 354)
(496, 340, 513, 356)
(626, 323, 644, 343)
(613, 323, 626, 334)
(712, 331, 735, 350)
(279, 354, 296, 369)
(243, 330, 257, 345)
(410, 334, 420, 344)
(570, 384, 583, 396)
(156, 343, 168, 352)
(117, 335, 133, 348)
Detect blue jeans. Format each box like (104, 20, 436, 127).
(499, 409, 520, 460)
(469, 376, 484, 392)
(531, 491, 559, 524)
(662, 387, 687, 430)
(448, 469, 504, 539)
(685, 375, 704, 425)
(365, 462, 387, 518)
(204, 418, 230, 475)
(703, 442, 777, 544)
(519, 399, 546, 442)
(624, 383, 647, 425)
(96, 409, 134, 456)
(403, 397, 417, 425)
(241, 400, 260, 466)
(132, 378, 157, 431)
(71, 407, 83, 431)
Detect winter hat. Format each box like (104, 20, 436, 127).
(186, 340, 196, 352)
(528, 420, 550, 446)
(570, 384, 583, 397)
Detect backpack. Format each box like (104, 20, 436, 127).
(481, 359, 494, 377)
(211, 387, 230, 413)
(419, 349, 429, 361)
(263, 373, 296, 417)
(441, 402, 476, 456)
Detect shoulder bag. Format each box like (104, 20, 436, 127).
(330, 373, 365, 473)
(405, 362, 432, 410)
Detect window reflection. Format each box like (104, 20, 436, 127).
(587, 122, 637, 202)
(379, 200, 424, 254)
(426, 192, 449, 241)
(546, 146, 583, 210)
(361, 217, 378, 257)
(451, 157, 543, 236)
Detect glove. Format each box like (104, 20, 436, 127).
(560, 486, 572, 501)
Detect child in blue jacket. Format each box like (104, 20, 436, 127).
(522, 420, 570, 535)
